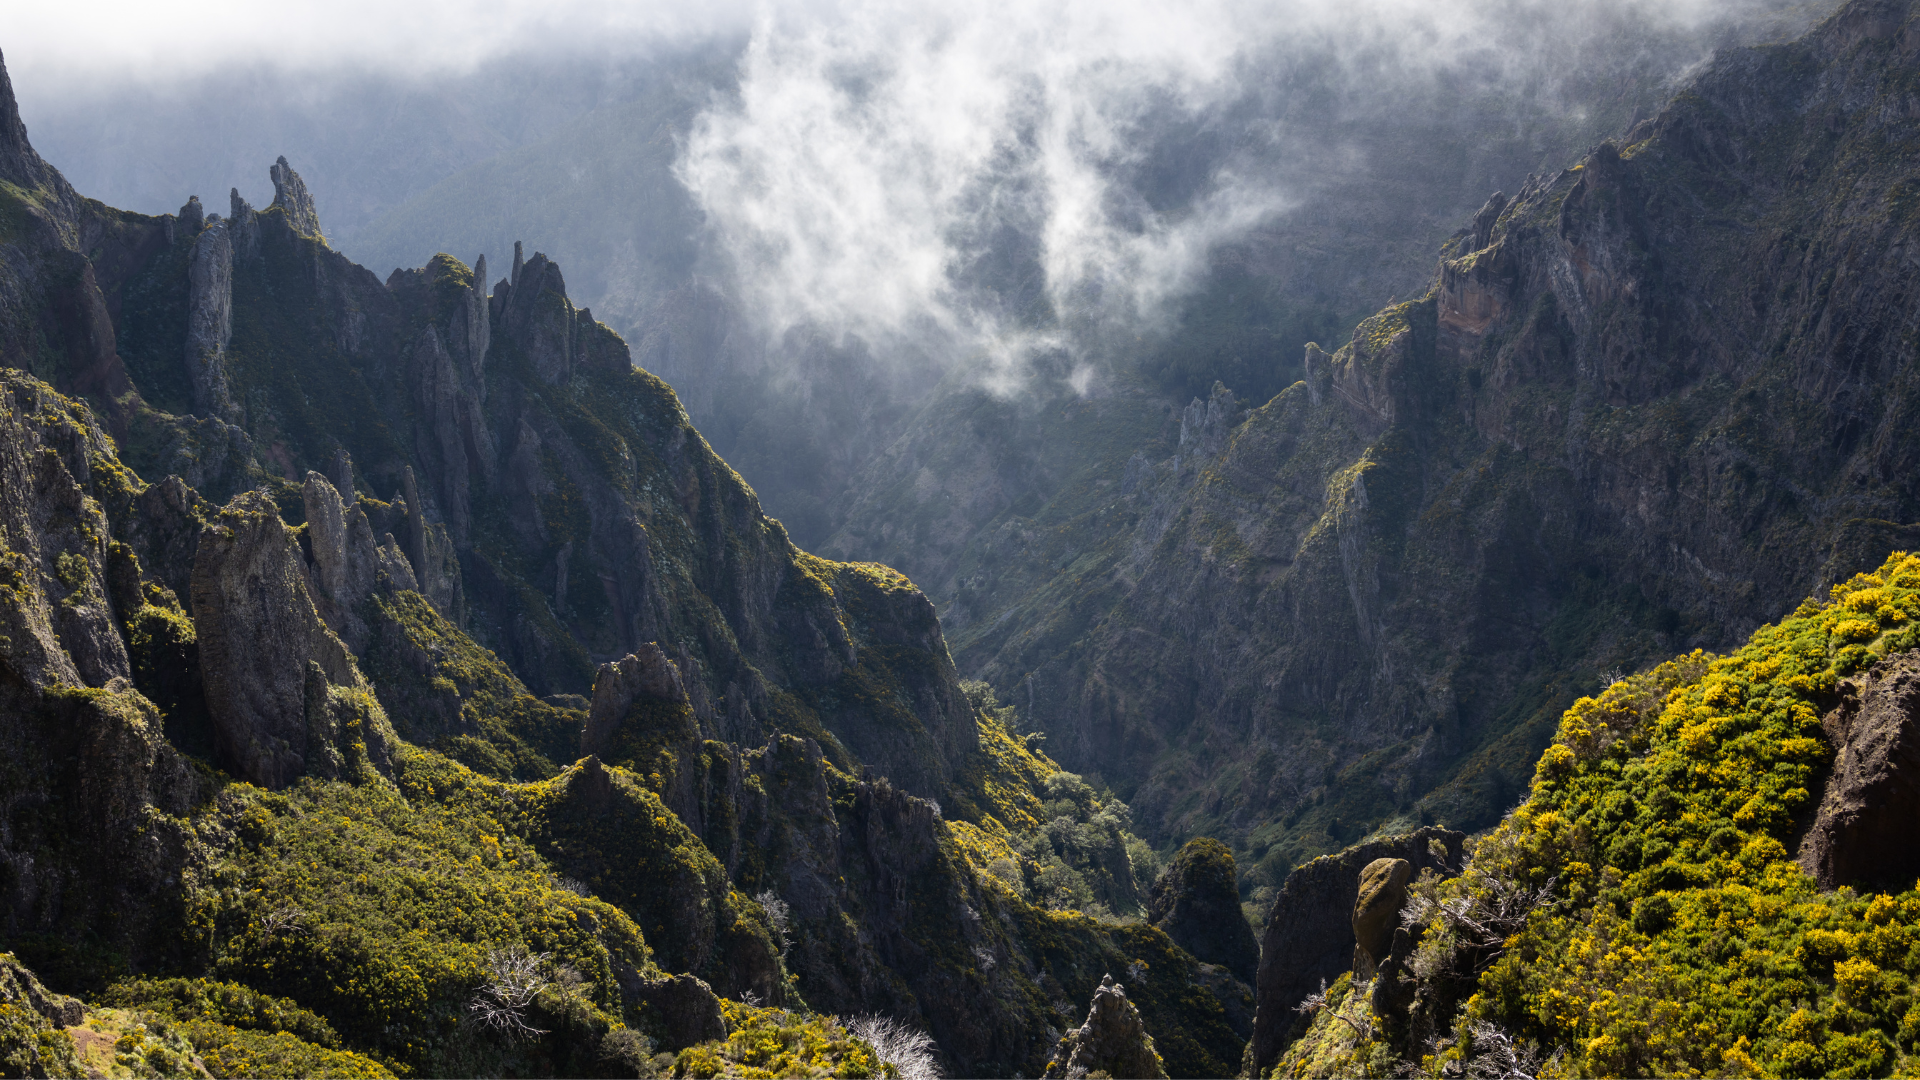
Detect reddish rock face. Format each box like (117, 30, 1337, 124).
(1797, 651, 1920, 891)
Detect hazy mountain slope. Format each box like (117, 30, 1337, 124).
(815, 1, 1845, 607)
(943, 0, 1920, 903)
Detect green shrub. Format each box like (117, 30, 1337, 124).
(1390, 552, 1920, 1077)
(0, 1002, 83, 1079)
(672, 1000, 884, 1079)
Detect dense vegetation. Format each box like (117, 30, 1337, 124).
(1277, 550, 1920, 1078)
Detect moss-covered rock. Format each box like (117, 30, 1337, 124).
(1148, 838, 1259, 985)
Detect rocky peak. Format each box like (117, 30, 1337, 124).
(1041, 974, 1168, 1079)
(1467, 190, 1508, 252)
(583, 645, 704, 822)
(498, 249, 576, 384)
(583, 645, 693, 755)
(1147, 837, 1259, 984)
(177, 195, 205, 235)
(269, 155, 322, 238)
(228, 187, 260, 261)
(1177, 381, 1238, 466)
(0, 48, 65, 197)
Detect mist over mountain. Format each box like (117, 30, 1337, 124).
(3, 0, 1917, 1076)
(20, 0, 1827, 377)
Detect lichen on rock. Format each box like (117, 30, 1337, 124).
(1350, 857, 1412, 978)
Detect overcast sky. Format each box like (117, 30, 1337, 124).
(4, 0, 753, 89)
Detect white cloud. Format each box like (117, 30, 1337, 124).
(4, 0, 751, 84)
(673, 0, 1795, 393)
(676, 0, 1300, 391)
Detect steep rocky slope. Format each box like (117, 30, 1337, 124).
(0, 46, 1247, 1078)
(1260, 552, 1920, 1078)
(927, 0, 1920, 894)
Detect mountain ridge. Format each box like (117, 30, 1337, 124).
(0, 44, 1253, 1078)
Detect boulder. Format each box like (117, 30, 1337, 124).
(1248, 826, 1464, 1073)
(633, 973, 727, 1050)
(1797, 650, 1920, 890)
(1351, 857, 1414, 976)
(1041, 975, 1168, 1080)
(1147, 837, 1260, 984)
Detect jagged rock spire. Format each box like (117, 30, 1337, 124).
(1042, 975, 1168, 1079)
(270, 155, 322, 238)
(229, 187, 259, 260)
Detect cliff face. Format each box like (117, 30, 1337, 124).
(0, 51, 168, 437)
(929, 0, 1920, 887)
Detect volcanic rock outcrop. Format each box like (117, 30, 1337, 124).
(1041, 975, 1168, 1080)
(1798, 650, 1920, 891)
(1147, 838, 1260, 984)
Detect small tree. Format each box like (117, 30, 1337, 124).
(468, 945, 552, 1039)
(846, 1014, 940, 1080)
(755, 889, 792, 960)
